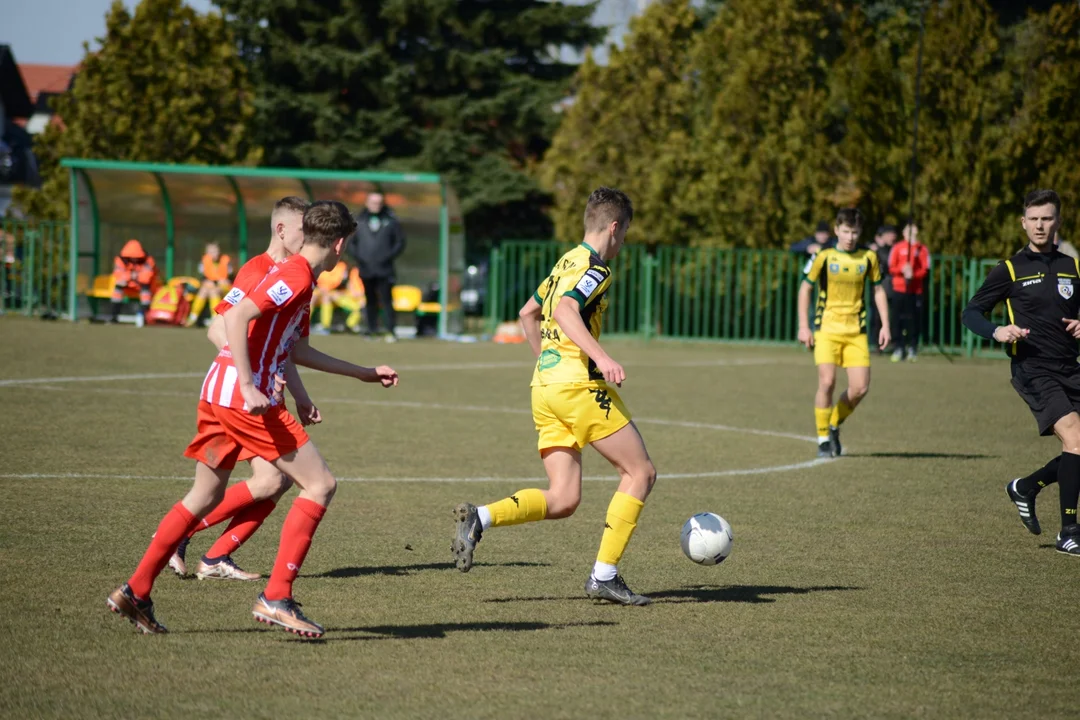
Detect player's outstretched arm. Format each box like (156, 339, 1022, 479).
(552, 295, 625, 386)
(223, 297, 271, 414)
(873, 284, 891, 350)
(518, 295, 543, 358)
(206, 314, 227, 350)
(291, 337, 398, 387)
(796, 281, 815, 348)
(279, 358, 321, 426)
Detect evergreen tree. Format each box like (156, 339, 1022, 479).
(541, 0, 700, 246)
(13, 0, 258, 219)
(214, 0, 602, 250)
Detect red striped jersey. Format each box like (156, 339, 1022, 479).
(200, 255, 314, 409)
(215, 252, 277, 315)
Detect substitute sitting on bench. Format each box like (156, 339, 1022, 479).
(110, 239, 158, 325)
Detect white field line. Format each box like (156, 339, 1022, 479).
(0, 357, 793, 388)
(0, 367, 833, 482)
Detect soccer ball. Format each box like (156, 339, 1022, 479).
(680, 513, 733, 566)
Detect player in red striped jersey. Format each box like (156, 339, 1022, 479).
(108, 201, 399, 638)
(167, 197, 318, 582)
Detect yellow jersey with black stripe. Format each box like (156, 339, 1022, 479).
(530, 243, 612, 386)
(803, 247, 882, 335)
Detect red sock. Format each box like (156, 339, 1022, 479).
(187, 482, 255, 538)
(128, 503, 199, 598)
(263, 498, 326, 601)
(204, 498, 277, 559)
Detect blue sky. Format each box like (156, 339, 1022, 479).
(3, 0, 653, 66)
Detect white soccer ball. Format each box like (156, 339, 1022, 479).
(680, 512, 734, 566)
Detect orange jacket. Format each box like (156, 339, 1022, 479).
(200, 253, 232, 282)
(317, 261, 347, 291)
(347, 267, 365, 296)
(112, 240, 157, 285)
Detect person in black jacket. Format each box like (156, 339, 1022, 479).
(346, 192, 406, 341)
(962, 189, 1080, 555)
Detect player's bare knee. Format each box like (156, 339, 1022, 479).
(546, 491, 581, 519)
(849, 384, 869, 402)
(248, 471, 291, 499)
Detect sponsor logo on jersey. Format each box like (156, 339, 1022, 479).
(537, 348, 562, 371)
(267, 280, 294, 306)
(1060, 278, 1074, 299)
(1023, 278, 1042, 287)
(829, 263, 840, 274)
(223, 287, 245, 305)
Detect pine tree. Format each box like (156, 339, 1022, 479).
(540, 0, 700, 246)
(213, 0, 602, 250)
(13, 0, 258, 219)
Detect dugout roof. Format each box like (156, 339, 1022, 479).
(60, 159, 465, 335)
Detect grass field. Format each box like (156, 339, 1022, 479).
(1, 316, 1079, 719)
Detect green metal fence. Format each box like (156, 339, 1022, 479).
(487, 241, 1011, 357)
(1, 219, 73, 319)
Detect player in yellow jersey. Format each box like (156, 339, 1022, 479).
(797, 208, 891, 458)
(451, 187, 657, 605)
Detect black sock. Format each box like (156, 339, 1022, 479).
(1056, 452, 1080, 528)
(1016, 457, 1060, 495)
(110, 300, 122, 320)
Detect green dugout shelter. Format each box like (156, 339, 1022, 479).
(61, 159, 465, 335)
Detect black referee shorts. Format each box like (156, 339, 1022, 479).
(1011, 360, 1080, 436)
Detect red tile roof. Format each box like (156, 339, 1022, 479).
(18, 64, 76, 102)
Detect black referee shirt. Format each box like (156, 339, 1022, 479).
(962, 247, 1080, 363)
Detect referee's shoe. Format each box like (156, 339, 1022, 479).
(1006, 479, 1041, 535)
(1056, 524, 1080, 557)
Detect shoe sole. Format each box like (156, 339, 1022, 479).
(586, 591, 652, 607)
(252, 611, 324, 638)
(106, 596, 164, 634)
(167, 557, 186, 577)
(1055, 548, 1080, 557)
(451, 504, 478, 573)
(196, 568, 261, 581)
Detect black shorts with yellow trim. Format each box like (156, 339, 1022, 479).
(1010, 359, 1080, 436)
(531, 381, 631, 452)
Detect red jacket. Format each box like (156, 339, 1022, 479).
(888, 241, 930, 295)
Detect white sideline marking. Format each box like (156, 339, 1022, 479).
(0, 459, 831, 484)
(0, 368, 834, 482)
(0, 357, 787, 388)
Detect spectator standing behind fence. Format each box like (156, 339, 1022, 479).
(888, 223, 930, 362)
(790, 220, 837, 256)
(346, 192, 406, 342)
(110, 239, 158, 327)
(869, 226, 898, 353)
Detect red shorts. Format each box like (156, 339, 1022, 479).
(184, 401, 309, 470)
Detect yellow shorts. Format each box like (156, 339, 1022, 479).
(531, 382, 631, 452)
(813, 332, 870, 368)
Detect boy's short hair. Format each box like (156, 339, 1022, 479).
(1024, 189, 1061, 214)
(835, 208, 863, 230)
(584, 187, 633, 234)
(303, 200, 358, 248)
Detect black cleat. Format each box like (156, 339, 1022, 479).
(585, 574, 651, 606)
(107, 584, 167, 634)
(817, 441, 832, 459)
(1006, 479, 1041, 535)
(451, 503, 483, 572)
(1056, 524, 1080, 557)
(828, 425, 842, 457)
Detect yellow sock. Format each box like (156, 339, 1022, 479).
(830, 398, 855, 428)
(815, 406, 832, 439)
(337, 297, 361, 330)
(487, 488, 547, 527)
(596, 491, 645, 566)
(320, 300, 334, 327)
